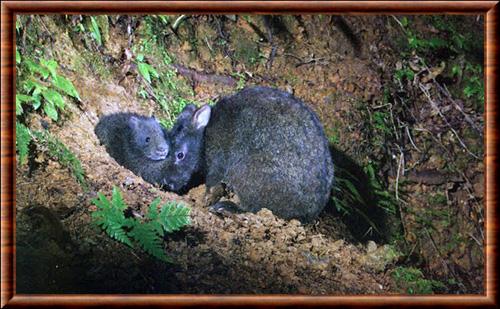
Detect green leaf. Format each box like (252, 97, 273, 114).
(129, 223, 170, 262)
(137, 62, 151, 83)
(26, 59, 50, 79)
(111, 186, 127, 211)
(158, 15, 170, 25)
(91, 187, 188, 263)
(42, 89, 65, 109)
(92, 192, 110, 211)
(147, 197, 161, 220)
(22, 80, 36, 93)
(16, 49, 21, 64)
(16, 98, 23, 115)
(338, 178, 364, 203)
(463, 85, 474, 98)
(53, 75, 80, 100)
(16, 94, 32, 115)
(90, 16, 102, 46)
(16, 94, 32, 103)
(365, 163, 376, 179)
(428, 37, 446, 49)
(159, 201, 191, 233)
(16, 121, 31, 164)
(40, 59, 58, 79)
(91, 191, 133, 247)
(401, 17, 409, 27)
(43, 101, 58, 121)
(451, 65, 461, 77)
(149, 66, 159, 79)
(32, 95, 42, 110)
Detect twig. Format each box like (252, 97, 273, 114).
(406, 126, 421, 152)
(283, 53, 303, 61)
(391, 15, 407, 34)
(295, 57, 328, 68)
(395, 146, 404, 201)
(283, 53, 328, 68)
(468, 232, 483, 247)
(440, 83, 483, 136)
(204, 37, 214, 53)
(37, 16, 51, 35)
(418, 83, 481, 160)
(371, 103, 392, 110)
(388, 103, 400, 141)
(172, 15, 187, 31)
(403, 241, 419, 263)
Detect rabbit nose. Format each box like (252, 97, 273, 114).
(159, 144, 168, 152)
(157, 144, 169, 155)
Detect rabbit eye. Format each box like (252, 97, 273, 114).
(177, 152, 185, 160)
(174, 124, 184, 134)
(145, 137, 151, 143)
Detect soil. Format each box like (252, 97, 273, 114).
(15, 15, 484, 294)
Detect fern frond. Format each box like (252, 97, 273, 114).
(103, 221, 133, 247)
(91, 191, 133, 247)
(91, 188, 190, 263)
(92, 192, 111, 211)
(111, 186, 128, 211)
(16, 121, 32, 164)
(146, 197, 161, 220)
(129, 222, 170, 262)
(159, 201, 191, 233)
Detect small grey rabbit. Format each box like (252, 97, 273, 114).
(95, 113, 170, 185)
(159, 105, 210, 193)
(163, 86, 334, 222)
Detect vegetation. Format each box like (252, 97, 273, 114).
(395, 15, 484, 109)
(15, 121, 31, 164)
(133, 16, 194, 129)
(33, 130, 88, 189)
(392, 266, 445, 294)
(331, 161, 398, 239)
(92, 186, 191, 262)
(89, 16, 102, 46)
(16, 55, 80, 122)
(16, 17, 86, 188)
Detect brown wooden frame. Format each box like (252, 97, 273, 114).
(1, 1, 497, 307)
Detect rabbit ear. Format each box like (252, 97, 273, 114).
(128, 116, 139, 129)
(193, 105, 211, 130)
(178, 104, 197, 121)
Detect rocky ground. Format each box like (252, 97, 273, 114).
(15, 15, 484, 294)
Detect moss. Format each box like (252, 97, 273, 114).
(326, 126, 341, 145)
(95, 15, 110, 45)
(232, 29, 261, 67)
(428, 193, 447, 206)
(132, 18, 197, 128)
(73, 49, 112, 80)
(391, 266, 446, 294)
